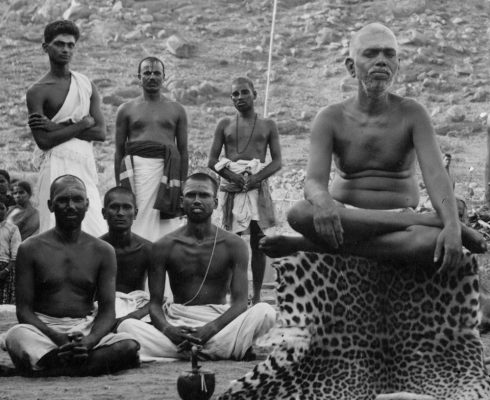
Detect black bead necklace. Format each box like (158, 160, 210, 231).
(235, 113, 257, 154)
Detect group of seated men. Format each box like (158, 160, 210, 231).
(2, 173, 276, 376)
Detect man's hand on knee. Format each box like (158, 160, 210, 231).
(312, 203, 344, 248)
(434, 224, 462, 273)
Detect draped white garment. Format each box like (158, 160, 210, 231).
(33, 71, 105, 237)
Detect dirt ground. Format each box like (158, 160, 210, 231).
(0, 312, 262, 400)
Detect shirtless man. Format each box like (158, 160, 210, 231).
(485, 116, 490, 208)
(4, 175, 139, 376)
(115, 56, 188, 242)
(100, 187, 151, 327)
(26, 20, 106, 236)
(118, 173, 275, 361)
(208, 77, 282, 304)
(260, 23, 486, 271)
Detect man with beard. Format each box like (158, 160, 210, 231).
(115, 56, 188, 243)
(4, 175, 140, 376)
(118, 173, 275, 361)
(259, 23, 486, 269)
(208, 77, 282, 304)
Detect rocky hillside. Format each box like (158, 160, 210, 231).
(1, 0, 489, 202)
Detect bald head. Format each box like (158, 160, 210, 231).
(349, 23, 398, 58)
(50, 174, 86, 199)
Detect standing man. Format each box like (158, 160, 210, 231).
(118, 173, 275, 361)
(208, 77, 282, 304)
(485, 115, 490, 209)
(26, 20, 106, 236)
(115, 56, 188, 243)
(4, 175, 139, 376)
(100, 187, 152, 327)
(260, 23, 486, 267)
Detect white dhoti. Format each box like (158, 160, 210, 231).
(130, 156, 182, 242)
(5, 313, 135, 371)
(115, 290, 150, 321)
(118, 303, 276, 362)
(33, 71, 105, 237)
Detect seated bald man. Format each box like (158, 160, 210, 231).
(260, 22, 486, 270)
(118, 173, 276, 361)
(4, 175, 139, 376)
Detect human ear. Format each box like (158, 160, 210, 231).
(134, 208, 138, 219)
(101, 207, 107, 220)
(345, 58, 355, 78)
(47, 199, 53, 213)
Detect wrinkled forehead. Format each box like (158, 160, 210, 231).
(140, 60, 164, 72)
(351, 25, 398, 55)
(183, 179, 215, 195)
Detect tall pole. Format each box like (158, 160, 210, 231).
(263, 0, 278, 118)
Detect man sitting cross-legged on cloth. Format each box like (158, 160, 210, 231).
(118, 173, 276, 361)
(100, 186, 152, 329)
(3, 175, 139, 377)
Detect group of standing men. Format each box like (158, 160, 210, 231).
(2, 19, 278, 376)
(2, 18, 487, 379)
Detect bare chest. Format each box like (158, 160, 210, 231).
(128, 106, 178, 142)
(334, 116, 413, 173)
(34, 248, 99, 294)
(42, 81, 71, 119)
(223, 119, 269, 161)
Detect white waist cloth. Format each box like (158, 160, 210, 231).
(118, 302, 276, 362)
(33, 71, 105, 237)
(215, 158, 263, 233)
(129, 156, 182, 243)
(115, 290, 150, 320)
(4, 312, 134, 370)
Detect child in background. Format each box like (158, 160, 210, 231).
(0, 201, 21, 304)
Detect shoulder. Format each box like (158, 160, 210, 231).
(132, 233, 153, 250)
(167, 100, 187, 114)
(26, 79, 49, 101)
(216, 117, 232, 129)
(153, 228, 183, 252)
(116, 98, 138, 115)
(220, 228, 247, 250)
(316, 101, 347, 121)
(396, 95, 429, 114)
(260, 116, 278, 131)
(85, 234, 116, 255)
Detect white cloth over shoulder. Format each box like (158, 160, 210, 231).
(118, 302, 276, 362)
(5, 312, 134, 371)
(215, 158, 262, 233)
(33, 70, 105, 237)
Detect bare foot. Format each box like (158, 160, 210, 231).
(461, 225, 487, 254)
(259, 235, 304, 258)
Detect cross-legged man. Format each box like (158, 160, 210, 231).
(100, 187, 152, 328)
(4, 175, 139, 376)
(118, 173, 275, 361)
(259, 23, 486, 270)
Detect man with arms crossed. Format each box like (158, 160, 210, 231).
(4, 175, 139, 376)
(118, 173, 275, 361)
(208, 77, 282, 304)
(100, 187, 152, 327)
(260, 23, 486, 269)
(27, 20, 106, 236)
(115, 56, 188, 243)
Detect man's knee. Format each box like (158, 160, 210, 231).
(249, 303, 276, 327)
(287, 200, 312, 232)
